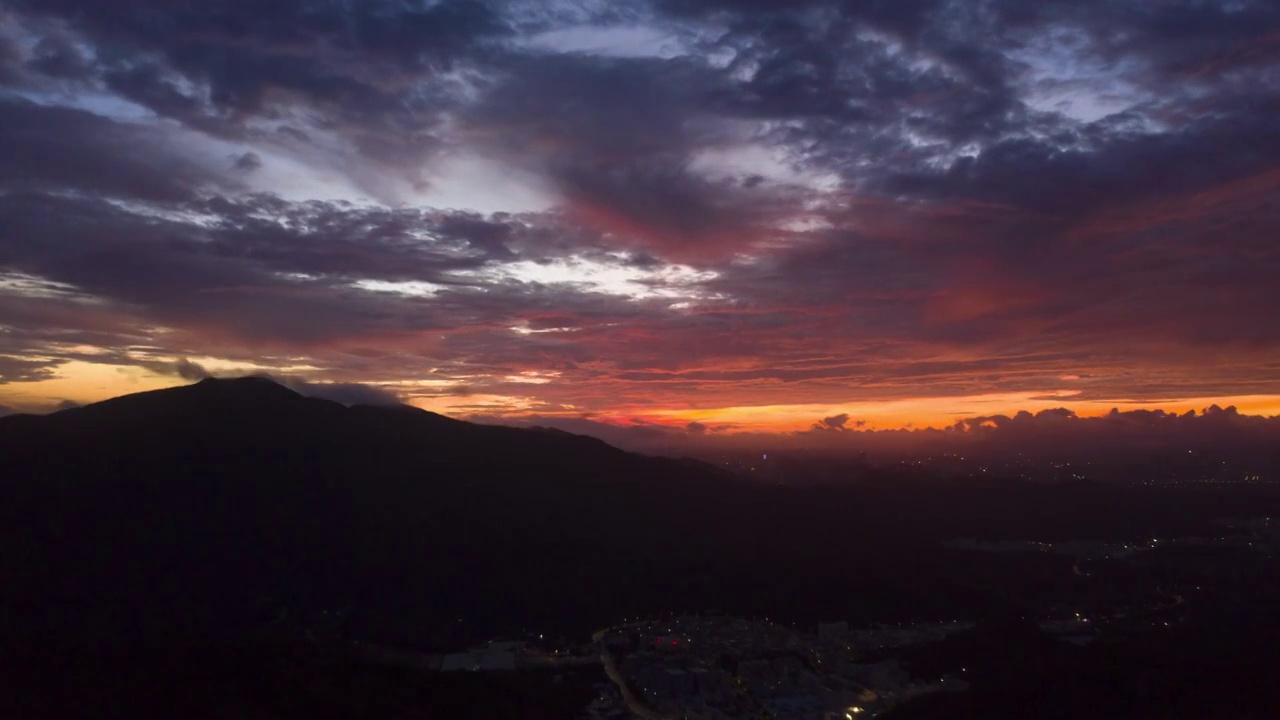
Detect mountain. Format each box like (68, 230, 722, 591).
(0, 377, 740, 647)
(0, 375, 662, 476)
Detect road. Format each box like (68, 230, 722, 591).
(596, 627, 673, 720)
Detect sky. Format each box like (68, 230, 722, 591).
(1, 0, 1279, 441)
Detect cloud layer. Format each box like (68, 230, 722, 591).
(1, 0, 1279, 437)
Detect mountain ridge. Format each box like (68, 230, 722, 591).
(0, 376, 697, 476)
(0, 377, 747, 660)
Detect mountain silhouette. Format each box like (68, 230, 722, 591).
(0, 375, 638, 468)
(0, 377, 742, 654)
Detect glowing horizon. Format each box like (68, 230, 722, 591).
(4, 361, 1278, 438)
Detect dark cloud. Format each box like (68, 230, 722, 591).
(100, 62, 208, 127)
(232, 152, 262, 173)
(956, 407, 1079, 431)
(272, 377, 402, 407)
(0, 355, 62, 385)
(28, 32, 93, 79)
(0, 97, 225, 202)
(469, 53, 719, 162)
(136, 358, 214, 382)
(882, 99, 1280, 214)
(10, 0, 510, 168)
(463, 52, 782, 256)
(434, 213, 515, 260)
(556, 160, 779, 257)
(1016, 0, 1280, 86)
(0, 191, 543, 345)
(118, 359, 399, 406)
(820, 413, 850, 430)
(935, 403, 1280, 464)
(0, 32, 22, 84)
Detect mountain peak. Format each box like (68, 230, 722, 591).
(192, 374, 300, 398)
(37, 375, 318, 428)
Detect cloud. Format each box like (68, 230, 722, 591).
(28, 31, 93, 79)
(174, 359, 213, 381)
(933, 403, 1280, 464)
(819, 413, 850, 430)
(0, 0, 1278, 429)
(0, 97, 229, 203)
(0, 192, 535, 346)
(135, 358, 214, 382)
(272, 377, 402, 407)
(125, 358, 399, 405)
(0, 354, 62, 385)
(11, 0, 510, 134)
(462, 51, 789, 258)
(233, 152, 262, 173)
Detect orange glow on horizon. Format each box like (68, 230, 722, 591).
(578, 393, 1280, 433)
(4, 361, 1279, 433)
(0, 361, 184, 410)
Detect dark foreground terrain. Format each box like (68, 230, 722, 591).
(3, 378, 1279, 718)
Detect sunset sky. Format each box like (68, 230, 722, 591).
(2, 0, 1279, 436)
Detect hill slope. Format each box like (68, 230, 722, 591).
(0, 378, 736, 648)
